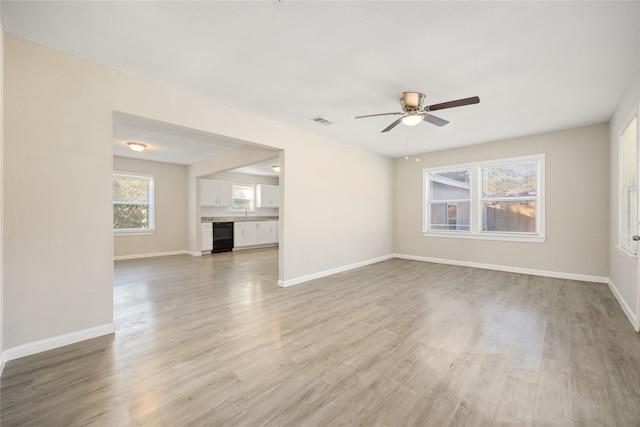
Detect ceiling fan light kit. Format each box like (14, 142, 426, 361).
(401, 114, 423, 126)
(127, 141, 147, 152)
(356, 91, 480, 133)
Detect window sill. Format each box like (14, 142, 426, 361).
(114, 229, 155, 237)
(422, 231, 546, 243)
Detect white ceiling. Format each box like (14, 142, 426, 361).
(229, 157, 280, 178)
(113, 112, 248, 165)
(3, 1, 640, 159)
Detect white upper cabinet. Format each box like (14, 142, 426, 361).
(256, 184, 279, 208)
(201, 179, 232, 207)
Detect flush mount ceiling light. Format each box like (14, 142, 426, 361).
(272, 165, 280, 172)
(127, 142, 147, 152)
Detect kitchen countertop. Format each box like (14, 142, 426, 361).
(202, 216, 279, 223)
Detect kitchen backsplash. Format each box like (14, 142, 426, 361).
(201, 206, 279, 218)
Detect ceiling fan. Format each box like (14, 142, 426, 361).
(355, 92, 480, 133)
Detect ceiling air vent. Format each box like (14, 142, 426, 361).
(311, 116, 333, 126)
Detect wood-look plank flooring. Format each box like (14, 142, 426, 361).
(2, 248, 640, 426)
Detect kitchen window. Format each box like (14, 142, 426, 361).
(231, 184, 254, 211)
(113, 173, 154, 232)
(423, 154, 545, 242)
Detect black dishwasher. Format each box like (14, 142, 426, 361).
(212, 222, 234, 253)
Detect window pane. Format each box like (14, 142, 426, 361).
(430, 202, 470, 231)
(113, 173, 153, 230)
(482, 162, 537, 198)
(113, 175, 149, 203)
(113, 204, 148, 229)
(620, 116, 638, 254)
(483, 200, 536, 232)
(430, 169, 471, 200)
(231, 184, 254, 210)
(232, 199, 252, 210)
(624, 185, 638, 252)
(232, 185, 253, 200)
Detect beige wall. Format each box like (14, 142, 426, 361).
(4, 35, 114, 350)
(609, 72, 640, 329)
(1, 10, 4, 366)
(395, 123, 609, 279)
(113, 67, 395, 285)
(113, 156, 188, 258)
(3, 34, 394, 353)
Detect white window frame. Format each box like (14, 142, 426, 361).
(113, 172, 155, 235)
(617, 109, 638, 258)
(425, 167, 471, 232)
(229, 183, 255, 212)
(423, 154, 546, 243)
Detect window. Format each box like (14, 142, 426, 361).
(424, 155, 544, 242)
(231, 184, 254, 211)
(427, 169, 471, 231)
(113, 173, 154, 232)
(481, 161, 538, 233)
(620, 114, 638, 255)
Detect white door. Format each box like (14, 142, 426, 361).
(631, 114, 640, 330)
(622, 113, 640, 329)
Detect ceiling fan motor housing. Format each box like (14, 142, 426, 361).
(401, 92, 425, 111)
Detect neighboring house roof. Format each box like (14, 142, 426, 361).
(505, 183, 537, 197)
(431, 174, 470, 190)
(433, 174, 536, 198)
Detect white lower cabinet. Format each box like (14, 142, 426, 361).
(201, 223, 213, 252)
(234, 222, 246, 247)
(234, 220, 278, 249)
(270, 221, 278, 243)
(255, 222, 270, 245)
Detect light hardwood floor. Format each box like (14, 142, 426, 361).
(2, 248, 640, 426)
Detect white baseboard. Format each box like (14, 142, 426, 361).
(393, 253, 609, 284)
(607, 278, 639, 331)
(3, 323, 115, 362)
(278, 254, 394, 287)
(114, 250, 189, 261)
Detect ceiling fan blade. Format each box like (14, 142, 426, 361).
(422, 113, 449, 127)
(426, 96, 480, 112)
(355, 112, 402, 119)
(381, 117, 403, 133)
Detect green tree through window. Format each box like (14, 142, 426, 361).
(113, 173, 154, 230)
